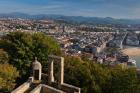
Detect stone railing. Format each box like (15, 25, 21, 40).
(11, 77, 33, 93)
(11, 82, 31, 93)
(30, 84, 42, 93)
(60, 83, 80, 93)
(30, 84, 65, 93)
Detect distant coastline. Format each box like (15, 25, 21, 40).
(121, 46, 140, 67)
(121, 46, 140, 57)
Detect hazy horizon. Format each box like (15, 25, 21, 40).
(0, 0, 140, 19)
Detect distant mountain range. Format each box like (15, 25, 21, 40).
(0, 12, 140, 25)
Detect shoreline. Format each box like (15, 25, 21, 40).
(121, 47, 140, 57)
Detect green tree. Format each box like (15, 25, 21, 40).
(0, 31, 61, 77)
(64, 56, 140, 93)
(0, 49, 9, 63)
(0, 63, 19, 92)
(109, 67, 140, 93)
(64, 56, 111, 93)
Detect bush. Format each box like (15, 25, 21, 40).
(0, 63, 19, 92)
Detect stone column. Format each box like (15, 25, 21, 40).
(39, 68, 42, 80)
(58, 57, 64, 84)
(50, 61, 54, 82)
(48, 60, 54, 84)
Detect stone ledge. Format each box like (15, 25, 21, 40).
(30, 84, 66, 93)
(11, 82, 31, 93)
(60, 83, 80, 93)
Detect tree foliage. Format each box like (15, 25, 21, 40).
(0, 49, 9, 63)
(0, 31, 61, 77)
(0, 63, 19, 92)
(109, 67, 140, 93)
(64, 56, 140, 93)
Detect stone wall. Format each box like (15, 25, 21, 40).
(30, 84, 65, 93)
(30, 84, 42, 93)
(11, 82, 31, 93)
(60, 83, 80, 93)
(42, 84, 65, 93)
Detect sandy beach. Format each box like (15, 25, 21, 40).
(121, 47, 140, 57)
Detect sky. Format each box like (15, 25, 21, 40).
(0, 0, 140, 19)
